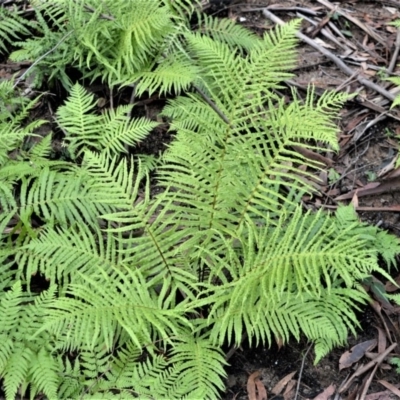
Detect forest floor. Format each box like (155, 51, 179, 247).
(3, 0, 400, 399)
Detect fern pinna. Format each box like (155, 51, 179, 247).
(0, 2, 399, 399)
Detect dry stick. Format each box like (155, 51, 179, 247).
(297, 12, 349, 50)
(359, 362, 379, 399)
(377, 0, 400, 6)
(327, 20, 358, 50)
(316, 0, 387, 47)
(388, 27, 400, 74)
(294, 343, 313, 400)
(225, 332, 248, 361)
(262, 9, 396, 103)
(244, 6, 320, 16)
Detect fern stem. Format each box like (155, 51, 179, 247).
(194, 84, 230, 125)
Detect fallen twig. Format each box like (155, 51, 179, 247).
(294, 343, 313, 400)
(388, 27, 400, 73)
(263, 8, 397, 102)
(316, 0, 387, 47)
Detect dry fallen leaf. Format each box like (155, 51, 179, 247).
(339, 339, 377, 370)
(365, 392, 396, 400)
(377, 380, 400, 397)
(283, 379, 296, 400)
(350, 189, 359, 208)
(271, 371, 296, 395)
(377, 326, 387, 355)
(247, 371, 267, 400)
(312, 384, 336, 400)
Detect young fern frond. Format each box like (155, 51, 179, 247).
(159, 335, 227, 398)
(16, 224, 121, 288)
(56, 84, 158, 157)
(134, 52, 200, 96)
(196, 13, 261, 51)
(0, 282, 59, 400)
(9, 0, 188, 87)
(10, 1, 73, 87)
(70, 0, 175, 84)
(0, 94, 45, 166)
(0, 6, 32, 55)
(34, 266, 192, 352)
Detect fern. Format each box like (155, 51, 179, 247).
(1, 3, 400, 399)
(8, 0, 200, 87)
(0, 282, 59, 399)
(0, 6, 32, 55)
(56, 84, 159, 158)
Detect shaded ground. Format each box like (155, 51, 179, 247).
(3, 0, 400, 398)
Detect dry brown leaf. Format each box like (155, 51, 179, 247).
(275, 337, 284, 351)
(377, 327, 387, 355)
(247, 371, 267, 400)
(339, 339, 377, 370)
(377, 380, 400, 397)
(312, 384, 336, 400)
(247, 371, 259, 400)
(271, 371, 296, 395)
(255, 379, 267, 400)
(365, 391, 396, 400)
(385, 274, 400, 292)
(350, 190, 359, 208)
(283, 379, 296, 400)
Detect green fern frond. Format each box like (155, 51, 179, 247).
(194, 205, 392, 361)
(0, 78, 30, 122)
(162, 0, 201, 19)
(0, 6, 32, 55)
(57, 357, 82, 399)
(157, 24, 349, 245)
(57, 84, 157, 157)
(0, 282, 59, 399)
(386, 76, 400, 108)
(1, 4, 400, 398)
(18, 168, 118, 228)
(69, 0, 175, 85)
(35, 266, 191, 352)
(82, 341, 167, 398)
(27, 133, 53, 159)
(134, 52, 200, 96)
(0, 92, 46, 166)
(10, 1, 73, 87)
(100, 106, 159, 156)
(56, 83, 102, 155)
(162, 335, 227, 398)
(28, 347, 59, 400)
(3, 346, 33, 400)
(16, 224, 120, 287)
(197, 13, 261, 51)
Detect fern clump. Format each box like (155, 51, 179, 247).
(0, 5, 32, 55)
(0, 2, 399, 399)
(9, 0, 200, 88)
